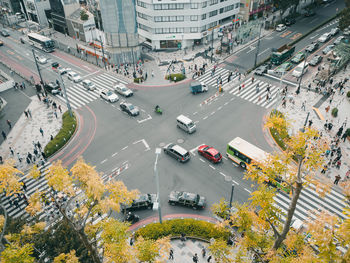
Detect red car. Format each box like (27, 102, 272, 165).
(198, 145, 222, 163)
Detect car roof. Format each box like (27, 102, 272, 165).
(206, 147, 219, 155)
(182, 192, 197, 201)
(172, 145, 188, 155)
(83, 79, 91, 83)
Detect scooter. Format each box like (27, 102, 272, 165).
(155, 106, 163, 115)
(124, 212, 140, 224)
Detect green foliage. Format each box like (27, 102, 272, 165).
(4, 216, 27, 235)
(269, 110, 288, 150)
(339, 7, 350, 30)
(134, 77, 144, 83)
(345, 128, 350, 137)
(44, 111, 77, 157)
(331, 108, 338, 117)
(165, 73, 186, 82)
(135, 218, 230, 241)
(347, 91, 350, 98)
(80, 10, 89, 21)
(1, 243, 35, 263)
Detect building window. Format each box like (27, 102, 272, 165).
(137, 0, 146, 8)
(235, 3, 239, 9)
(170, 16, 176, 22)
(202, 1, 207, 8)
(201, 25, 206, 32)
(209, 0, 218, 6)
(177, 16, 184, 21)
(162, 4, 169, 9)
(177, 3, 184, 9)
(209, 10, 218, 17)
(190, 27, 198, 33)
(169, 3, 176, 9)
(190, 3, 198, 9)
(190, 15, 198, 21)
(154, 16, 162, 22)
(154, 4, 161, 10)
(201, 14, 206, 20)
(170, 28, 176, 33)
(155, 28, 162, 34)
(177, 28, 184, 33)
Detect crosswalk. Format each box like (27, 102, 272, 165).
(56, 73, 128, 109)
(274, 183, 348, 224)
(194, 66, 234, 87)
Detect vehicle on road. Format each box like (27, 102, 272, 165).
(36, 56, 48, 64)
(322, 44, 334, 55)
(67, 71, 82, 82)
(163, 143, 190, 163)
(190, 81, 208, 94)
(124, 212, 140, 224)
(155, 105, 163, 114)
(305, 42, 319, 52)
(1, 29, 9, 37)
(176, 115, 196, 133)
(53, 66, 70, 75)
(304, 9, 315, 17)
(318, 32, 331, 43)
(309, 55, 323, 66)
(114, 83, 133, 97)
(44, 82, 60, 95)
(275, 62, 293, 74)
(284, 17, 296, 26)
(343, 27, 350, 36)
(27, 32, 55, 52)
(330, 27, 340, 36)
(291, 52, 305, 63)
(0, 40, 3, 46)
(292, 61, 309, 78)
(198, 145, 222, 163)
(254, 64, 270, 75)
(334, 36, 345, 45)
(276, 24, 286, 32)
(270, 45, 295, 65)
(168, 191, 206, 210)
(82, 79, 96, 91)
(100, 89, 119, 102)
(120, 101, 139, 116)
(121, 193, 156, 212)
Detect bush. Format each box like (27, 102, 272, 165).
(165, 73, 186, 82)
(135, 218, 230, 241)
(269, 110, 289, 150)
(44, 111, 77, 157)
(331, 108, 338, 117)
(345, 128, 350, 137)
(134, 77, 144, 83)
(347, 91, 350, 98)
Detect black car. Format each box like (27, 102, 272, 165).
(1, 30, 9, 37)
(284, 17, 296, 26)
(304, 9, 315, 17)
(44, 82, 61, 95)
(121, 193, 156, 212)
(123, 212, 140, 224)
(309, 55, 323, 66)
(254, 64, 270, 75)
(168, 191, 206, 210)
(305, 42, 319, 53)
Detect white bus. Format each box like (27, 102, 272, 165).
(27, 33, 55, 52)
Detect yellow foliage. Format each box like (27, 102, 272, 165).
(0, 243, 35, 263)
(0, 215, 4, 230)
(208, 238, 233, 263)
(25, 191, 43, 216)
(0, 160, 23, 196)
(28, 165, 41, 180)
(53, 250, 80, 263)
(46, 161, 75, 196)
(265, 112, 290, 138)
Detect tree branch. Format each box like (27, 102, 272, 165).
(0, 203, 9, 250)
(82, 199, 98, 229)
(266, 218, 280, 239)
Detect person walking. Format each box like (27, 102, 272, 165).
(58, 105, 62, 113)
(207, 255, 212, 262)
(301, 101, 306, 111)
(54, 111, 58, 119)
(169, 249, 174, 260)
(27, 152, 33, 162)
(308, 120, 313, 127)
(27, 109, 32, 118)
(9, 147, 14, 156)
(192, 253, 199, 263)
(202, 248, 206, 258)
(24, 110, 28, 118)
(39, 127, 44, 136)
(2, 130, 6, 140)
(7, 119, 12, 129)
(22, 181, 27, 192)
(334, 174, 341, 185)
(37, 141, 42, 150)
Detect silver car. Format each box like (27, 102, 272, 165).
(114, 84, 133, 97)
(82, 80, 96, 91)
(120, 101, 139, 116)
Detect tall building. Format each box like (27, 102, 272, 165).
(238, 0, 273, 22)
(24, 0, 51, 26)
(99, 0, 139, 65)
(136, 0, 240, 50)
(48, 0, 80, 34)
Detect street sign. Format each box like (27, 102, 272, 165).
(178, 42, 181, 48)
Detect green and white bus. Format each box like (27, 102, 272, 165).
(28, 33, 55, 52)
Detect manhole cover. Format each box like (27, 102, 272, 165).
(177, 138, 184, 144)
(225, 175, 232, 181)
(159, 142, 166, 147)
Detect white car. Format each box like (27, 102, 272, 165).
(276, 24, 286, 32)
(67, 71, 82, 82)
(322, 44, 335, 55)
(330, 27, 340, 36)
(36, 56, 48, 64)
(318, 32, 331, 43)
(114, 83, 133, 97)
(100, 89, 119, 102)
(82, 79, 96, 91)
(53, 66, 71, 75)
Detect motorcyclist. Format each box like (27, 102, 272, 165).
(155, 105, 160, 112)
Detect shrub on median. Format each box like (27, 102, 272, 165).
(44, 111, 77, 158)
(269, 110, 289, 151)
(331, 108, 338, 117)
(165, 73, 186, 82)
(135, 218, 230, 240)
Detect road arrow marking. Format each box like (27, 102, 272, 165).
(137, 114, 152, 123)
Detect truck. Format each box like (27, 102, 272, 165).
(270, 45, 295, 65)
(190, 81, 208, 94)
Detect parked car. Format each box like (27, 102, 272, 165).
(330, 27, 340, 36)
(100, 88, 119, 102)
(284, 17, 296, 26)
(120, 101, 139, 116)
(309, 55, 323, 66)
(343, 27, 350, 36)
(334, 36, 345, 45)
(275, 62, 293, 74)
(198, 145, 222, 163)
(168, 191, 206, 210)
(44, 82, 60, 95)
(123, 212, 139, 224)
(291, 52, 305, 63)
(67, 71, 82, 82)
(121, 193, 157, 212)
(114, 83, 133, 97)
(276, 24, 286, 32)
(254, 64, 270, 75)
(322, 44, 335, 55)
(1, 29, 9, 37)
(318, 33, 331, 43)
(305, 42, 319, 52)
(163, 143, 190, 163)
(36, 56, 48, 64)
(82, 79, 96, 91)
(304, 9, 315, 17)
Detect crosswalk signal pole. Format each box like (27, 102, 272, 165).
(254, 22, 263, 68)
(32, 49, 44, 86)
(211, 29, 214, 63)
(57, 73, 73, 117)
(99, 35, 107, 70)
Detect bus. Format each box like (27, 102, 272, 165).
(226, 137, 290, 193)
(27, 33, 55, 52)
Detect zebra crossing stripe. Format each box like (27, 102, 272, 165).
(55, 95, 78, 109)
(102, 73, 128, 84)
(75, 84, 99, 100)
(274, 194, 311, 221)
(60, 93, 83, 108)
(68, 87, 94, 103)
(246, 83, 269, 101)
(239, 80, 264, 99)
(65, 89, 91, 104)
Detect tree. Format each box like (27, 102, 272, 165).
(339, 7, 350, 30)
(80, 10, 89, 21)
(208, 239, 234, 263)
(53, 250, 79, 263)
(134, 236, 171, 262)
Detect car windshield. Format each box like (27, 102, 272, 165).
(107, 91, 113, 96)
(129, 105, 134, 110)
(72, 73, 78, 77)
(121, 87, 127, 91)
(214, 153, 221, 159)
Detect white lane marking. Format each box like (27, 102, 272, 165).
(203, 116, 208, 120)
(220, 172, 226, 177)
(244, 188, 252, 193)
(112, 152, 118, 157)
(137, 114, 152, 123)
(194, 121, 199, 124)
(100, 159, 107, 164)
(83, 70, 100, 77)
(122, 146, 128, 150)
(230, 98, 234, 101)
(133, 139, 150, 151)
(217, 106, 222, 110)
(222, 156, 228, 160)
(141, 109, 146, 113)
(310, 34, 319, 39)
(199, 158, 205, 163)
(224, 102, 229, 105)
(123, 160, 128, 165)
(210, 111, 215, 115)
(232, 180, 239, 185)
(258, 48, 269, 56)
(209, 165, 216, 170)
(111, 104, 115, 107)
(193, 111, 198, 115)
(190, 144, 204, 156)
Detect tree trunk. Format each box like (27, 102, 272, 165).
(77, 228, 102, 263)
(273, 160, 303, 250)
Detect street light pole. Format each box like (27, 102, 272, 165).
(229, 184, 235, 208)
(154, 148, 162, 224)
(211, 28, 214, 63)
(296, 52, 309, 94)
(99, 35, 106, 70)
(131, 46, 136, 75)
(254, 21, 263, 68)
(90, 27, 98, 65)
(57, 73, 73, 117)
(32, 49, 44, 85)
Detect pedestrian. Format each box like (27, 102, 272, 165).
(238, 85, 242, 93)
(192, 253, 199, 263)
(9, 147, 14, 156)
(37, 141, 42, 150)
(301, 101, 306, 111)
(54, 110, 58, 119)
(336, 160, 341, 169)
(308, 120, 313, 127)
(336, 126, 344, 138)
(207, 255, 212, 262)
(202, 248, 206, 258)
(37, 93, 41, 101)
(180, 232, 186, 242)
(1, 130, 6, 140)
(130, 237, 134, 246)
(58, 105, 62, 113)
(13, 199, 20, 209)
(26, 157, 31, 164)
(27, 152, 33, 162)
(22, 181, 27, 192)
(39, 127, 44, 136)
(341, 132, 347, 142)
(50, 135, 54, 141)
(334, 174, 341, 185)
(24, 110, 28, 118)
(7, 119, 12, 129)
(169, 249, 174, 260)
(251, 76, 254, 83)
(17, 152, 22, 163)
(266, 93, 269, 101)
(34, 148, 38, 157)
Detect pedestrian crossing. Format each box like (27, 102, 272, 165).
(194, 66, 237, 87)
(56, 73, 128, 109)
(273, 183, 348, 224)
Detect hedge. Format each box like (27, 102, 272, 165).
(134, 77, 144, 83)
(135, 218, 230, 241)
(165, 73, 186, 82)
(331, 108, 338, 117)
(347, 91, 350, 98)
(44, 111, 77, 157)
(269, 110, 289, 151)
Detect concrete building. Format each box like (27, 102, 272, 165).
(135, 0, 240, 50)
(0, 0, 23, 15)
(238, 0, 272, 22)
(66, 7, 96, 42)
(48, 0, 80, 34)
(24, 0, 51, 26)
(99, 0, 139, 65)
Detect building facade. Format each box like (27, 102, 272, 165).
(135, 0, 240, 50)
(24, 0, 51, 26)
(99, 0, 140, 65)
(238, 0, 273, 22)
(66, 7, 95, 42)
(48, 0, 80, 34)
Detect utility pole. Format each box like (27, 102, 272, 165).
(296, 52, 309, 95)
(57, 73, 73, 117)
(90, 27, 98, 65)
(211, 28, 214, 63)
(32, 49, 44, 86)
(254, 21, 263, 68)
(99, 35, 106, 70)
(154, 148, 162, 223)
(131, 46, 136, 75)
(229, 184, 235, 208)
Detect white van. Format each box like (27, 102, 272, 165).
(292, 62, 309, 78)
(177, 115, 196, 133)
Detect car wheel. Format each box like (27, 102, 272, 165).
(240, 162, 247, 169)
(169, 202, 175, 206)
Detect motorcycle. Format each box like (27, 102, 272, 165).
(124, 212, 140, 224)
(155, 106, 163, 115)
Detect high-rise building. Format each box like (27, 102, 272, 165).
(48, 0, 80, 34)
(136, 0, 240, 50)
(99, 0, 139, 65)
